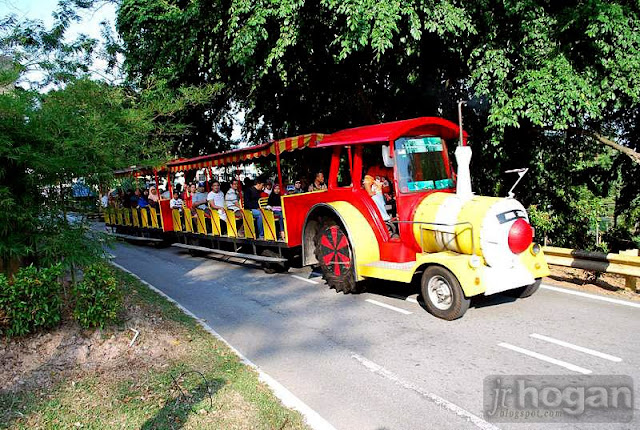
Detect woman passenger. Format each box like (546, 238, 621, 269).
(266, 184, 285, 240)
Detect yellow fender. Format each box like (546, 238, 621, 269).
(325, 201, 380, 281)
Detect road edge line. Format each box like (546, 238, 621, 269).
(111, 261, 336, 430)
(541, 284, 640, 309)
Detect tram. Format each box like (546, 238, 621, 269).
(105, 116, 549, 320)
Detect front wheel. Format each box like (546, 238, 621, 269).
(421, 266, 470, 320)
(506, 278, 541, 298)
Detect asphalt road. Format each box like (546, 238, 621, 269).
(110, 240, 639, 430)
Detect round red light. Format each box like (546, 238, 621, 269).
(508, 218, 533, 254)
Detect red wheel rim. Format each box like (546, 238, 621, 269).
(319, 226, 351, 276)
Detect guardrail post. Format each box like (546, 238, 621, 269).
(621, 249, 639, 293)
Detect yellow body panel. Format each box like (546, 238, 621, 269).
(519, 245, 551, 278)
(262, 209, 277, 241)
(455, 196, 501, 255)
(132, 209, 140, 227)
(242, 210, 256, 239)
(210, 210, 222, 236)
(149, 207, 159, 229)
(172, 209, 183, 232)
(141, 209, 149, 228)
(327, 201, 380, 281)
(124, 209, 132, 226)
(184, 211, 194, 233)
(225, 208, 238, 237)
(116, 209, 124, 225)
(195, 209, 207, 235)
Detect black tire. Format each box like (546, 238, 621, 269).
(420, 266, 470, 320)
(506, 278, 541, 298)
(314, 220, 365, 294)
(261, 249, 289, 274)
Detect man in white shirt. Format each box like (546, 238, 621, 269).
(207, 180, 226, 221)
(225, 179, 241, 213)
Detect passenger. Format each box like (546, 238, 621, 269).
(191, 182, 209, 214)
(123, 190, 133, 208)
(308, 171, 327, 192)
(148, 186, 160, 208)
(262, 180, 273, 197)
(266, 184, 286, 240)
(138, 189, 149, 208)
(225, 179, 242, 213)
(100, 192, 109, 208)
(363, 175, 391, 221)
(207, 180, 226, 222)
(132, 189, 142, 207)
(243, 176, 265, 238)
(291, 179, 304, 194)
(170, 184, 184, 212)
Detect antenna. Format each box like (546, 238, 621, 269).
(505, 168, 529, 199)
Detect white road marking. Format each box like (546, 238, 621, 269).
(498, 342, 592, 375)
(351, 353, 499, 430)
(111, 262, 336, 430)
(530, 333, 622, 362)
(365, 299, 413, 315)
(291, 274, 319, 284)
(541, 284, 640, 309)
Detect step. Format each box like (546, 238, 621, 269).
(172, 243, 287, 263)
(109, 232, 163, 242)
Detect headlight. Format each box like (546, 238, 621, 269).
(530, 243, 541, 255)
(469, 254, 481, 268)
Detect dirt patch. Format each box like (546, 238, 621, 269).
(544, 265, 640, 302)
(0, 294, 193, 395)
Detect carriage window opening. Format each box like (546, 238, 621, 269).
(395, 137, 453, 193)
(336, 147, 352, 187)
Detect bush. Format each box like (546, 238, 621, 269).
(72, 263, 121, 329)
(0, 264, 63, 337)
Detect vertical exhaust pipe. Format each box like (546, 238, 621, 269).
(455, 101, 473, 200)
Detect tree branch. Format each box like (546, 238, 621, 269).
(592, 132, 640, 165)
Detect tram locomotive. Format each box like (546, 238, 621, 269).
(105, 115, 549, 320)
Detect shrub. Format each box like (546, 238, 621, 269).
(72, 263, 121, 329)
(0, 264, 63, 337)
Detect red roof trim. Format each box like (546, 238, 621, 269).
(316, 117, 467, 147)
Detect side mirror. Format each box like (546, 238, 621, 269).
(382, 145, 394, 168)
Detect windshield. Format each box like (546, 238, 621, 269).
(395, 137, 454, 193)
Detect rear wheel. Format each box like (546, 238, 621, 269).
(314, 221, 364, 294)
(421, 266, 470, 320)
(506, 278, 541, 298)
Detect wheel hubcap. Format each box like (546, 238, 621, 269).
(319, 226, 351, 277)
(427, 275, 453, 310)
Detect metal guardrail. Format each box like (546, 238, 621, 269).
(543, 246, 640, 292)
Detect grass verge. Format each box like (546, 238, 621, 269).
(0, 267, 310, 430)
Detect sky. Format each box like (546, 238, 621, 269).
(1, 0, 119, 86)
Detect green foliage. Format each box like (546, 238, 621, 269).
(72, 263, 121, 329)
(527, 205, 554, 239)
(0, 264, 63, 337)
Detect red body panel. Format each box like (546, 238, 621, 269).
(159, 200, 174, 232)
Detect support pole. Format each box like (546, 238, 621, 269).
(275, 140, 284, 193)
